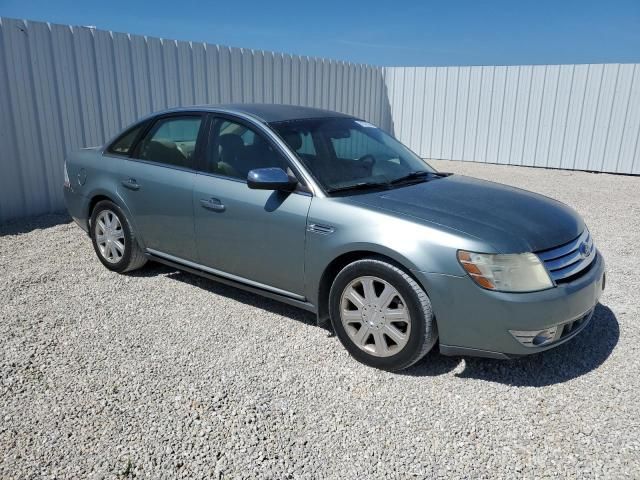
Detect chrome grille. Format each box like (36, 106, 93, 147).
(536, 229, 596, 283)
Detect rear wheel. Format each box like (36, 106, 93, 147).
(90, 200, 147, 273)
(329, 258, 437, 371)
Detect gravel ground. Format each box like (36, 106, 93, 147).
(1, 160, 639, 479)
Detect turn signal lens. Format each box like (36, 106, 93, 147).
(457, 250, 553, 293)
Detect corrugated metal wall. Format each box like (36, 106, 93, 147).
(1, 16, 638, 223)
(384, 65, 640, 174)
(0, 17, 392, 222)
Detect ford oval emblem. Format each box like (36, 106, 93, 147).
(579, 241, 592, 258)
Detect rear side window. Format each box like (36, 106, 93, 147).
(134, 116, 203, 168)
(107, 124, 145, 155)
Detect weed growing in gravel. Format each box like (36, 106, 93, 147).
(120, 458, 133, 478)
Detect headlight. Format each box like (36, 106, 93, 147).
(457, 250, 553, 292)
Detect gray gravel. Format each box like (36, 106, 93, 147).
(1, 160, 639, 479)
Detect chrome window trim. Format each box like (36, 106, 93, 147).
(146, 248, 307, 301)
(194, 169, 313, 196)
(101, 151, 129, 159)
(102, 153, 198, 174)
(100, 106, 327, 197)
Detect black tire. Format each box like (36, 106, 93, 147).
(90, 200, 147, 273)
(329, 258, 437, 371)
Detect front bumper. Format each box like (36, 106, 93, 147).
(416, 251, 606, 358)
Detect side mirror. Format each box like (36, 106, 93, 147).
(247, 167, 298, 192)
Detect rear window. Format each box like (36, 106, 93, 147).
(107, 123, 146, 155)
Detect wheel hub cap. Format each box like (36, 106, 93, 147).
(361, 305, 386, 329)
(95, 210, 125, 264)
(340, 275, 411, 357)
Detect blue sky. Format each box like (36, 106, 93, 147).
(1, 0, 638, 66)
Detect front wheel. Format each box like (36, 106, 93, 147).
(90, 200, 147, 273)
(329, 258, 437, 371)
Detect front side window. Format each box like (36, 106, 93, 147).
(107, 123, 145, 155)
(271, 118, 435, 192)
(204, 118, 289, 179)
(135, 116, 203, 168)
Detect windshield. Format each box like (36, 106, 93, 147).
(270, 118, 436, 192)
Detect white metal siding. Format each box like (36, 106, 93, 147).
(0, 18, 391, 222)
(385, 65, 640, 175)
(0, 16, 637, 223)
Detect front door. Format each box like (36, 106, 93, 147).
(193, 115, 311, 297)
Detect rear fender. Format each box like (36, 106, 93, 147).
(85, 187, 144, 248)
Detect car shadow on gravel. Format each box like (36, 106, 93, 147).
(405, 303, 619, 387)
(129, 264, 618, 386)
(129, 262, 321, 328)
(0, 213, 71, 236)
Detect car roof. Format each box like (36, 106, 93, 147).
(160, 104, 356, 123)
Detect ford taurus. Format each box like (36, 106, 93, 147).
(64, 104, 606, 371)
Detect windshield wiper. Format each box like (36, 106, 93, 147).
(389, 170, 452, 185)
(326, 171, 453, 194)
(326, 181, 390, 193)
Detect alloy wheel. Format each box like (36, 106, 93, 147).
(339, 275, 411, 357)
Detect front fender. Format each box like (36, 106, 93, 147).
(304, 197, 490, 307)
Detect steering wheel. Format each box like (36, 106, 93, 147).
(356, 154, 376, 174)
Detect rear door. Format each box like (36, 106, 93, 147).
(117, 113, 205, 261)
(192, 114, 312, 297)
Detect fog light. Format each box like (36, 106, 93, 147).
(532, 327, 558, 346)
(510, 326, 558, 347)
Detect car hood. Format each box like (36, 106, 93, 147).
(345, 175, 584, 253)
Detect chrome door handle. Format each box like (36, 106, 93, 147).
(200, 198, 225, 212)
(121, 178, 140, 190)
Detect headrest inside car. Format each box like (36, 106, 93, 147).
(282, 131, 303, 151)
